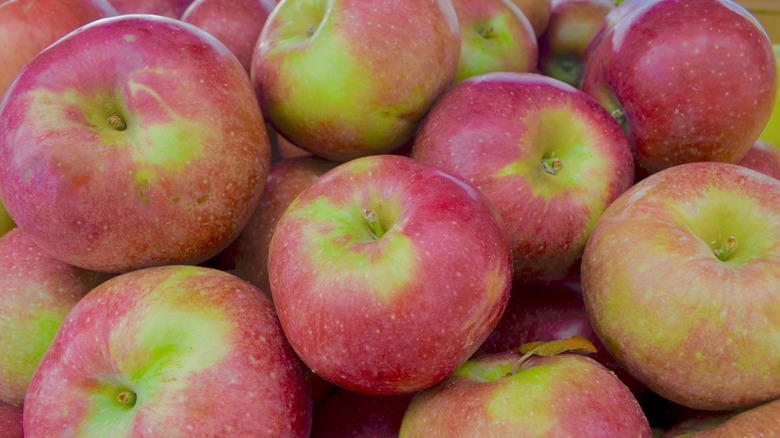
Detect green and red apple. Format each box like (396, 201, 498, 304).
(251, 0, 461, 161)
(538, 0, 614, 87)
(582, 0, 777, 174)
(0, 228, 108, 407)
(451, 0, 537, 83)
(399, 351, 652, 436)
(23, 265, 312, 436)
(582, 162, 780, 410)
(412, 72, 634, 282)
(268, 155, 513, 395)
(0, 15, 271, 273)
(759, 43, 780, 147)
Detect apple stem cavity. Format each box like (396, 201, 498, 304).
(541, 156, 563, 175)
(363, 208, 385, 240)
(714, 235, 738, 261)
(117, 390, 137, 407)
(107, 115, 127, 131)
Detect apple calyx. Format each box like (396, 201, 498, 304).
(476, 24, 495, 39)
(363, 208, 385, 240)
(509, 336, 597, 375)
(541, 155, 563, 175)
(713, 235, 738, 262)
(116, 390, 137, 407)
(107, 115, 127, 131)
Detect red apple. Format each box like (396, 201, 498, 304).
(268, 154, 513, 394)
(0, 401, 23, 438)
(311, 389, 414, 438)
(582, 162, 780, 410)
(737, 138, 780, 180)
(251, 0, 461, 161)
(108, 0, 194, 17)
(582, 0, 777, 174)
(399, 351, 652, 436)
(181, 0, 277, 72)
(0, 228, 108, 407)
(538, 0, 614, 87)
(0, 0, 117, 99)
(233, 156, 337, 297)
(660, 398, 780, 437)
(412, 72, 634, 282)
(451, 0, 537, 83)
(510, 0, 552, 38)
(0, 15, 270, 273)
(23, 265, 312, 436)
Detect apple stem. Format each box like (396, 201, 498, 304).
(117, 390, 137, 407)
(107, 115, 127, 131)
(363, 208, 384, 240)
(714, 235, 738, 261)
(509, 347, 542, 376)
(610, 108, 626, 126)
(541, 156, 563, 175)
(305, 24, 316, 37)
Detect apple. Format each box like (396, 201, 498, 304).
(233, 156, 337, 297)
(0, 15, 271, 273)
(759, 43, 780, 146)
(474, 280, 646, 398)
(451, 0, 537, 83)
(107, 0, 194, 17)
(537, 0, 614, 87)
(582, 162, 780, 410)
(311, 389, 415, 438)
(580, 0, 648, 75)
(0, 0, 117, 99)
(0, 228, 109, 407)
(251, 0, 461, 161)
(0, 401, 23, 438)
(737, 138, 780, 180)
(412, 72, 634, 282)
(399, 351, 652, 436)
(268, 154, 513, 395)
(181, 0, 277, 72)
(582, 0, 777, 175)
(23, 265, 312, 436)
(509, 0, 552, 38)
(660, 398, 780, 437)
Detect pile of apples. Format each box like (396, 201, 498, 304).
(1, 0, 780, 436)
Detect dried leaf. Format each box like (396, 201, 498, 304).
(518, 335, 598, 357)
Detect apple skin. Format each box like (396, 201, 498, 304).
(509, 0, 552, 38)
(582, 162, 780, 410)
(412, 72, 634, 282)
(181, 0, 277, 72)
(23, 265, 312, 436)
(399, 352, 652, 437)
(660, 398, 780, 437)
(737, 138, 780, 180)
(580, 0, 647, 77)
(0, 400, 24, 438)
(451, 0, 537, 83)
(311, 389, 415, 438)
(0, 228, 109, 407)
(0, 0, 117, 99)
(538, 0, 614, 87)
(108, 0, 194, 17)
(233, 156, 337, 297)
(582, 0, 777, 175)
(759, 43, 780, 146)
(268, 154, 513, 395)
(251, 0, 461, 161)
(0, 15, 270, 273)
